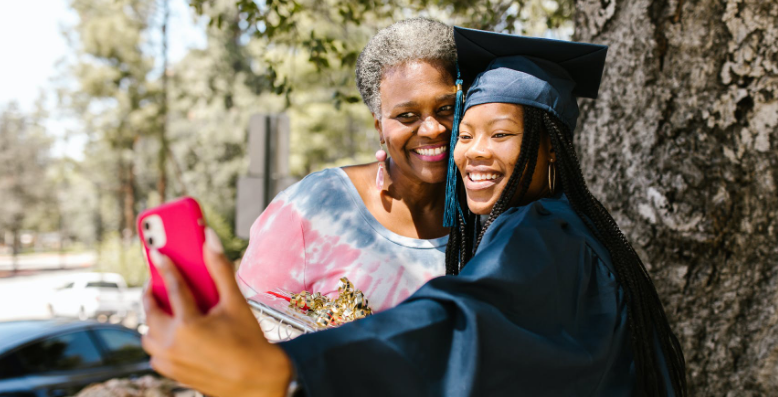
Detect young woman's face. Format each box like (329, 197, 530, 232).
(375, 60, 456, 184)
(454, 103, 552, 215)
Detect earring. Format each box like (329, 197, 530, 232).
(375, 144, 387, 191)
(548, 157, 556, 195)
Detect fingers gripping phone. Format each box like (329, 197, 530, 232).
(137, 197, 219, 315)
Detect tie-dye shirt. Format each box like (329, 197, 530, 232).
(237, 167, 447, 312)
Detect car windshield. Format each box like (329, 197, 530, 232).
(95, 329, 148, 365)
(16, 331, 103, 373)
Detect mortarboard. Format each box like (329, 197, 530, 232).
(442, 27, 608, 228)
(456, 26, 608, 132)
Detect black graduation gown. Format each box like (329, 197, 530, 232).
(279, 195, 639, 396)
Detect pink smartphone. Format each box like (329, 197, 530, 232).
(137, 197, 219, 315)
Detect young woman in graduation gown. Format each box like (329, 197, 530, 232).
(141, 27, 687, 397)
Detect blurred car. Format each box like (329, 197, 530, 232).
(0, 319, 153, 397)
(47, 273, 132, 321)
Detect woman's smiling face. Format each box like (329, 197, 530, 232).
(454, 103, 551, 215)
(376, 60, 457, 184)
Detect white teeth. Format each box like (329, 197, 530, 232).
(415, 146, 447, 156)
(469, 173, 500, 181)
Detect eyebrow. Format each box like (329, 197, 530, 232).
(391, 93, 458, 111)
(437, 93, 457, 102)
(487, 116, 521, 127)
(461, 116, 521, 129)
(392, 101, 419, 110)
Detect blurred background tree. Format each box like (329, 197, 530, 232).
(0, 102, 54, 271)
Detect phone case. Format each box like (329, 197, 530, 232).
(137, 197, 219, 315)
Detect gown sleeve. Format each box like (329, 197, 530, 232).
(279, 200, 635, 397)
(237, 191, 308, 298)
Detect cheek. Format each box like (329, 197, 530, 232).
(453, 146, 467, 172)
(498, 148, 520, 177)
(381, 120, 406, 144)
(439, 115, 455, 131)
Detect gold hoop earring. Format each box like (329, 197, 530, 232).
(548, 158, 556, 195)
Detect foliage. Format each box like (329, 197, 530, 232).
(43, 158, 102, 247)
(187, 0, 574, 104)
(94, 232, 148, 287)
(0, 102, 55, 253)
(178, 0, 574, 177)
(202, 203, 248, 261)
(62, 0, 162, 237)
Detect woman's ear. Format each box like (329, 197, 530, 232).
(545, 134, 556, 163)
(373, 114, 384, 143)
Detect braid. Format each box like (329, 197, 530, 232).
(444, 105, 686, 395)
(446, 178, 476, 275)
(542, 111, 687, 396)
(444, 219, 460, 275)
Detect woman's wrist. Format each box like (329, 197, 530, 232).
(269, 344, 297, 397)
(235, 343, 296, 397)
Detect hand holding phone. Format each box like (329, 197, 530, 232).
(138, 197, 219, 315)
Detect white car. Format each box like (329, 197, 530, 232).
(47, 273, 131, 320)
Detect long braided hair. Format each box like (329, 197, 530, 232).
(444, 106, 687, 396)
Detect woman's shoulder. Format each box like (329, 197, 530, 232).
(487, 195, 611, 263)
(280, 167, 352, 201)
(269, 167, 368, 224)
(487, 196, 574, 232)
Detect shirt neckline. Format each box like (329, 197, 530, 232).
(333, 167, 448, 249)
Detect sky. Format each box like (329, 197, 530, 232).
(0, 0, 208, 159)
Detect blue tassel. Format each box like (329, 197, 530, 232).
(443, 66, 465, 228)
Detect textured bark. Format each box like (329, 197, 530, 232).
(573, 0, 778, 394)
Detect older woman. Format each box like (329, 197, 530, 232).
(237, 18, 455, 312)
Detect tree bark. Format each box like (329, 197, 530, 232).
(574, 0, 778, 394)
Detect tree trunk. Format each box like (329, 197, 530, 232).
(119, 159, 137, 239)
(158, 0, 169, 203)
(574, 0, 778, 394)
(11, 226, 19, 274)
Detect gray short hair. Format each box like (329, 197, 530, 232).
(356, 18, 456, 115)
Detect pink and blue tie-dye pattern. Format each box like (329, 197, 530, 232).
(237, 168, 447, 312)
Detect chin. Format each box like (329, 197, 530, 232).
(415, 170, 448, 184)
(466, 202, 492, 215)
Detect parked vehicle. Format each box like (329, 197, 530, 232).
(0, 319, 153, 396)
(47, 273, 132, 321)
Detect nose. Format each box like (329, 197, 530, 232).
(465, 134, 491, 160)
(417, 116, 447, 139)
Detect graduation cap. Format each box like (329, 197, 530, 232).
(442, 27, 608, 228)
(456, 26, 608, 132)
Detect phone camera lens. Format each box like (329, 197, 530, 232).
(147, 237, 154, 246)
